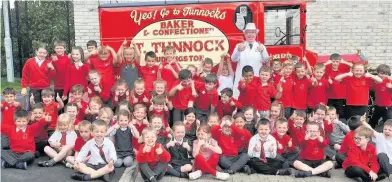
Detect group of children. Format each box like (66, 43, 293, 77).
(1, 39, 392, 182)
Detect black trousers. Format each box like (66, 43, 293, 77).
(1, 135, 10, 150)
(275, 151, 300, 166)
(54, 89, 67, 114)
(378, 153, 392, 175)
(327, 99, 346, 118)
(172, 109, 185, 126)
(284, 108, 293, 120)
(1, 149, 35, 166)
(335, 152, 347, 168)
(248, 157, 283, 175)
(369, 106, 392, 128)
(345, 166, 373, 181)
(345, 105, 368, 121)
(194, 105, 211, 125)
(219, 153, 250, 172)
(35, 141, 48, 154)
(139, 162, 168, 181)
(30, 89, 43, 105)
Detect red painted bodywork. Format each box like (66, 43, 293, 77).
(98, 0, 360, 69)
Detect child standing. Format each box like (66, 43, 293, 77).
(158, 46, 181, 90)
(252, 67, 282, 119)
(136, 127, 171, 182)
(1, 110, 50, 169)
(65, 120, 92, 167)
(63, 46, 90, 99)
(88, 45, 119, 90)
(139, 51, 158, 92)
(343, 126, 387, 182)
(277, 60, 295, 119)
(1, 88, 21, 149)
(71, 120, 117, 182)
(189, 125, 230, 180)
(335, 62, 382, 120)
(111, 110, 139, 168)
(169, 69, 196, 122)
(50, 40, 72, 100)
(196, 58, 215, 82)
(21, 44, 56, 103)
(116, 40, 141, 90)
(212, 116, 251, 174)
(292, 62, 312, 112)
(38, 114, 77, 167)
(238, 66, 257, 107)
(293, 122, 334, 178)
(217, 54, 234, 93)
(247, 119, 292, 176)
(369, 64, 392, 128)
(194, 74, 219, 123)
(308, 63, 330, 112)
(324, 53, 352, 117)
(165, 122, 193, 179)
(216, 88, 242, 119)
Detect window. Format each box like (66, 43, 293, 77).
(264, 5, 301, 46)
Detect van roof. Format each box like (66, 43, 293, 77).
(99, 0, 304, 8)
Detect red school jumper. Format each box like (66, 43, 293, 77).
(21, 57, 56, 89)
(325, 64, 350, 100)
(63, 63, 90, 96)
(1, 102, 21, 128)
(51, 54, 72, 91)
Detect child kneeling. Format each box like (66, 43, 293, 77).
(71, 120, 117, 182)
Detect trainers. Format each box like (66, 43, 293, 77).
(294, 170, 312, 178)
(179, 172, 189, 179)
(15, 162, 27, 170)
(353, 177, 364, 182)
(282, 162, 290, 169)
(189, 170, 202, 180)
(1, 160, 11, 168)
(318, 171, 331, 178)
(215, 172, 230, 181)
(223, 169, 234, 174)
(277, 168, 292, 176)
(242, 165, 252, 175)
(65, 162, 73, 169)
(376, 173, 387, 181)
(334, 162, 342, 169)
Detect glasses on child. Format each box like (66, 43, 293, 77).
(353, 136, 366, 141)
(306, 130, 319, 133)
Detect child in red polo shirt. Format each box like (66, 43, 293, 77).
(335, 62, 382, 120)
(84, 96, 103, 123)
(194, 73, 219, 123)
(131, 79, 151, 107)
(196, 57, 215, 83)
(88, 46, 119, 90)
(335, 115, 363, 169)
(63, 46, 90, 100)
(277, 60, 295, 119)
(158, 46, 181, 90)
(308, 63, 330, 112)
(1, 88, 22, 149)
(65, 120, 92, 168)
(149, 115, 170, 145)
(252, 66, 282, 119)
(68, 85, 88, 122)
(293, 122, 334, 178)
(29, 103, 51, 158)
(21, 45, 56, 103)
(65, 103, 80, 127)
(111, 79, 130, 109)
(30, 88, 64, 136)
(1, 110, 50, 169)
(50, 40, 72, 100)
(369, 64, 392, 128)
(216, 88, 242, 119)
(139, 51, 158, 92)
(238, 66, 257, 107)
(115, 39, 140, 90)
(212, 116, 251, 174)
(136, 127, 171, 182)
(132, 104, 149, 154)
(233, 113, 252, 154)
(288, 110, 306, 148)
(292, 62, 312, 112)
(189, 125, 230, 180)
(324, 53, 353, 118)
(149, 95, 170, 132)
(272, 118, 299, 168)
(268, 101, 285, 133)
(343, 126, 387, 181)
(270, 59, 282, 86)
(87, 70, 111, 102)
(169, 69, 196, 122)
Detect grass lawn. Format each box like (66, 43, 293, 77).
(1, 77, 21, 92)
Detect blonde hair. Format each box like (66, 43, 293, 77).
(139, 127, 157, 144)
(78, 120, 92, 131)
(98, 107, 114, 120)
(89, 96, 103, 106)
(355, 126, 373, 139)
(56, 113, 73, 131)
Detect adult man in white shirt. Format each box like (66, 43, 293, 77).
(231, 23, 269, 98)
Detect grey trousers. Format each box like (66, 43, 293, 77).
(1, 135, 9, 149)
(219, 153, 250, 172)
(1, 149, 35, 166)
(114, 156, 133, 168)
(378, 153, 392, 175)
(139, 162, 168, 181)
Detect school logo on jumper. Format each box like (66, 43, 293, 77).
(319, 82, 322, 86)
(152, 70, 155, 74)
(300, 84, 304, 89)
(4, 107, 8, 110)
(381, 87, 386, 91)
(362, 81, 366, 85)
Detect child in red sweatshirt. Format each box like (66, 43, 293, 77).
(50, 40, 72, 100)
(216, 88, 242, 119)
(272, 118, 299, 168)
(136, 127, 171, 182)
(211, 116, 251, 174)
(21, 45, 56, 103)
(29, 103, 51, 158)
(1, 110, 50, 169)
(87, 70, 110, 102)
(343, 126, 387, 181)
(1, 88, 22, 149)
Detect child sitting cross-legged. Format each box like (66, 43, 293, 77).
(38, 113, 77, 167)
(65, 120, 93, 168)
